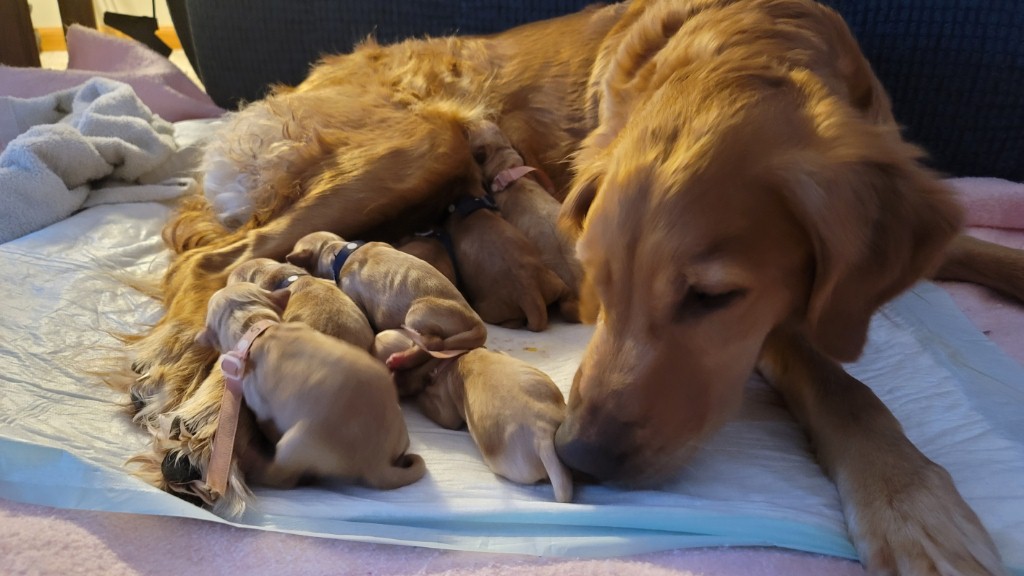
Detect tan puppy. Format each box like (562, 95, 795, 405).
(416, 347, 573, 503)
(371, 329, 435, 397)
(195, 282, 425, 490)
(286, 231, 486, 368)
(468, 120, 583, 321)
(227, 257, 309, 290)
(226, 257, 374, 350)
(445, 200, 570, 331)
(394, 231, 458, 286)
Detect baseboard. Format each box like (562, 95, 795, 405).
(36, 26, 181, 52)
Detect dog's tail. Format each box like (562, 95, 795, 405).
(539, 438, 574, 503)
(364, 453, 427, 490)
(161, 193, 231, 254)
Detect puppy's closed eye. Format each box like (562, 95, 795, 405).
(673, 288, 746, 321)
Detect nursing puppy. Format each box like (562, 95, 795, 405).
(416, 347, 573, 503)
(468, 120, 583, 321)
(371, 329, 436, 397)
(227, 257, 309, 290)
(226, 257, 374, 350)
(286, 230, 486, 367)
(195, 282, 425, 490)
(394, 232, 458, 286)
(445, 199, 570, 331)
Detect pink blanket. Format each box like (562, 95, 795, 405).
(2, 177, 1021, 575)
(942, 178, 1024, 366)
(0, 25, 223, 123)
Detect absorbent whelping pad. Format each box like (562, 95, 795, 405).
(1, 201, 1023, 574)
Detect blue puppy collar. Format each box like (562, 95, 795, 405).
(332, 241, 366, 282)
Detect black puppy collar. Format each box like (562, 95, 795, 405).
(332, 241, 366, 282)
(448, 194, 498, 218)
(414, 227, 462, 288)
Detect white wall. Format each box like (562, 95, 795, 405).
(28, 0, 173, 29)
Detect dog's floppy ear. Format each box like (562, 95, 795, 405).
(560, 162, 604, 238)
(194, 327, 215, 349)
(285, 247, 314, 270)
(781, 136, 962, 362)
(268, 287, 291, 312)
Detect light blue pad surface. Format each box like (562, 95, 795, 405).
(1, 202, 1023, 574)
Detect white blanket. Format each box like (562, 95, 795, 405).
(0, 78, 200, 244)
(0, 115, 1022, 574)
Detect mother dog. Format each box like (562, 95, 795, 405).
(133, 0, 1020, 573)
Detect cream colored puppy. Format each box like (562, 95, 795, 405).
(227, 257, 374, 350)
(286, 231, 486, 368)
(196, 282, 425, 490)
(417, 347, 573, 503)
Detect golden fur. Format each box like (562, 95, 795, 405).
(118, 0, 1024, 572)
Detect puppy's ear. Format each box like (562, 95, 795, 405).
(268, 288, 291, 312)
(194, 327, 215, 349)
(782, 134, 962, 361)
(285, 248, 313, 270)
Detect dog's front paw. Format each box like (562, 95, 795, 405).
(845, 459, 1006, 576)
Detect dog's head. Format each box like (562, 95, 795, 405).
(554, 70, 962, 485)
(227, 258, 309, 290)
(285, 231, 346, 279)
(195, 282, 290, 352)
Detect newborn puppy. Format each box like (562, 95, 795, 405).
(286, 231, 486, 368)
(227, 258, 373, 350)
(228, 257, 309, 290)
(416, 348, 573, 502)
(371, 329, 434, 397)
(195, 282, 425, 490)
(395, 231, 458, 286)
(468, 120, 582, 321)
(445, 199, 569, 331)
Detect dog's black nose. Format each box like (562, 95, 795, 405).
(554, 419, 628, 482)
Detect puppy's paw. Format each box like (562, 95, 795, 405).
(847, 460, 1006, 576)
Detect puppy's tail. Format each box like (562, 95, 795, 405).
(162, 193, 232, 254)
(539, 439, 574, 503)
(364, 453, 427, 490)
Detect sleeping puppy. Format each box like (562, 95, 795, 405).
(195, 282, 425, 490)
(371, 328, 436, 397)
(415, 347, 573, 503)
(226, 257, 374, 350)
(444, 197, 571, 331)
(227, 257, 309, 290)
(394, 231, 459, 287)
(468, 120, 583, 322)
(286, 230, 486, 368)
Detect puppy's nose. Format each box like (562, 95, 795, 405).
(554, 418, 627, 482)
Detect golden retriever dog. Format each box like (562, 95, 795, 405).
(226, 257, 375, 350)
(444, 195, 571, 330)
(120, 0, 1024, 572)
(285, 230, 487, 366)
(196, 282, 426, 490)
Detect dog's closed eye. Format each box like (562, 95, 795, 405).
(673, 288, 747, 321)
